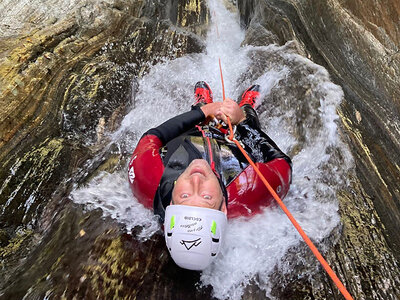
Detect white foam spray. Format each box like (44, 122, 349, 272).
(71, 0, 353, 298)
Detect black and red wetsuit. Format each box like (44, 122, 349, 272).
(128, 105, 292, 221)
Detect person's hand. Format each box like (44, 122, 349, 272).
(215, 98, 245, 125)
(200, 102, 223, 118)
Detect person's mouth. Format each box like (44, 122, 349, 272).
(190, 167, 206, 177)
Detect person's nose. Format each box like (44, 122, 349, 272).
(189, 174, 203, 194)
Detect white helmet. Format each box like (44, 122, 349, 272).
(164, 205, 227, 271)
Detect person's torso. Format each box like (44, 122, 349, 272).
(153, 124, 292, 220)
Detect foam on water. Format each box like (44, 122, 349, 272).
(71, 171, 160, 238)
(71, 0, 353, 298)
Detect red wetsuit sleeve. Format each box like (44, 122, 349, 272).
(128, 135, 164, 209)
(226, 158, 292, 219)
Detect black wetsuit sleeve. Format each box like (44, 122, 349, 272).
(236, 106, 292, 168)
(144, 106, 205, 145)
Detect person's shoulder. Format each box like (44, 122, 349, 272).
(134, 134, 163, 153)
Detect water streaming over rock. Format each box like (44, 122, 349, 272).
(70, 0, 353, 298)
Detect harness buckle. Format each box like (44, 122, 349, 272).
(204, 131, 212, 138)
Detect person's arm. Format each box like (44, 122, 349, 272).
(144, 106, 204, 144)
(144, 103, 222, 144)
(236, 119, 292, 167)
(129, 107, 206, 206)
(133, 102, 223, 167)
(128, 103, 222, 205)
(235, 106, 292, 168)
(213, 99, 291, 165)
(129, 134, 165, 208)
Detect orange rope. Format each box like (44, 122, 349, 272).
(217, 50, 353, 300)
(219, 58, 225, 101)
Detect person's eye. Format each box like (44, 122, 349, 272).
(181, 193, 189, 198)
(203, 195, 212, 200)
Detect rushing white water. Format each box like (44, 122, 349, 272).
(71, 0, 353, 298)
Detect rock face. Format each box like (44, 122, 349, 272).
(237, 0, 400, 298)
(1, 0, 399, 299)
(0, 0, 210, 298)
(0, 0, 207, 233)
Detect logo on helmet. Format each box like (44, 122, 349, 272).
(180, 238, 202, 250)
(128, 167, 135, 183)
(184, 216, 202, 221)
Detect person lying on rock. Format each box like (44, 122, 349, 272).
(128, 81, 292, 270)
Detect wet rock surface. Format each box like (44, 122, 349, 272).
(1, 0, 210, 298)
(237, 0, 400, 298)
(0, 0, 399, 299)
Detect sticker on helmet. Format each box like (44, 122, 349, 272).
(180, 238, 202, 250)
(211, 220, 217, 235)
(129, 167, 135, 183)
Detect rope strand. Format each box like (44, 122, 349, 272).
(219, 58, 225, 102)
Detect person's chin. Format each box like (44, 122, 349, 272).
(187, 159, 215, 179)
(189, 159, 209, 170)
(190, 158, 207, 164)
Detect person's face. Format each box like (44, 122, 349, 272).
(172, 159, 227, 213)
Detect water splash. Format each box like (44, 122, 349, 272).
(71, 171, 160, 239)
(71, 0, 353, 298)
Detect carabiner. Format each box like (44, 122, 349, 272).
(224, 125, 237, 144)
